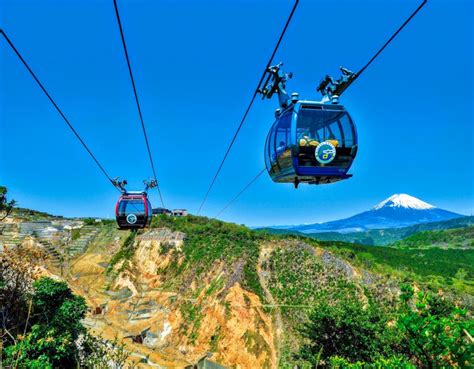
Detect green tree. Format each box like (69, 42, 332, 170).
(3, 278, 87, 368)
(1, 250, 138, 368)
(298, 290, 398, 366)
(397, 285, 474, 368)
(0, 186, 16, 221)
(298, 283, 474, 368)
(0, 245, 43, 347)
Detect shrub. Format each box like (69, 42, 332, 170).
(398, 285, 474, 368)
(329, 355, 415, 368)
(298, 284, 473, 368)
(298, 291, 398, 366)
(3, 278, 87, 368)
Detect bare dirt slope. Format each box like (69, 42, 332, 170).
(66, 227, 278, 368)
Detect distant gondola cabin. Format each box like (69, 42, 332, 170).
(115, 193, 152, 229)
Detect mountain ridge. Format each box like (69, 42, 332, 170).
(263, 194, 463, 234)
(259, 216, 473, 246)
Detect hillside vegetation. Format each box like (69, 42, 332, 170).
(120, 216, 473, 367)
(317, 240, 474, 298)
(150, 215, 265, 300)
(10, 207, 58, 221)
(2, 213, 473, 368)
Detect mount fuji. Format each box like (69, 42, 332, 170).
(278, 194, 463, 234)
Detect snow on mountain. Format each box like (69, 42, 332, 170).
(268, 194, 463, 234)
(373, 194, 434, 210)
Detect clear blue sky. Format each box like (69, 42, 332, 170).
(1, 0, 472, 226)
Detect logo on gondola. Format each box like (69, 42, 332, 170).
(315, 141, 336, 164)
(126, 214, 137, 224)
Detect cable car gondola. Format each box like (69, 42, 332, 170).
(113, 179, 156, 229)
(261, 64, 358, 188)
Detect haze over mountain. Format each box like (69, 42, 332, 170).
(269, 194, 464, 234)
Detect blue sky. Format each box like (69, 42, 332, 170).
(1, 0, 472, 226)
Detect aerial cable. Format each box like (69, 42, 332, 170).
(355, 0, 427, 80)
(0, 30, 117, 189)
(213, 0, 428, 216)
(197, 0, 299, 215)
(317, 0, 428, 98)
(215, 168, 266, 218)
(113, 0, 165, 208)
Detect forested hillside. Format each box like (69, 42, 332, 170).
(391, 226, 474, 249)
(261, 216, 473, 246)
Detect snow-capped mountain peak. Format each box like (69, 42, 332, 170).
(373, 194, 435, 211)
(261, 193, 462, 233)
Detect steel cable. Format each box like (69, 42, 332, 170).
(113, 0, 165, 207)
(0, 30, 117, 189)
(197, 0, 299, 215)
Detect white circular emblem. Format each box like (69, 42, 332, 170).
(315, 141, 337, 164)
(126, 214, 137, 224)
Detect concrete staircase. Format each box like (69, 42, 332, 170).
(67, 226, 99, 256)
(0, 223, 22, 249)
(0, 222, 97, 269)
(0, 223, 62, 268)
(40, 240, 63, 268)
